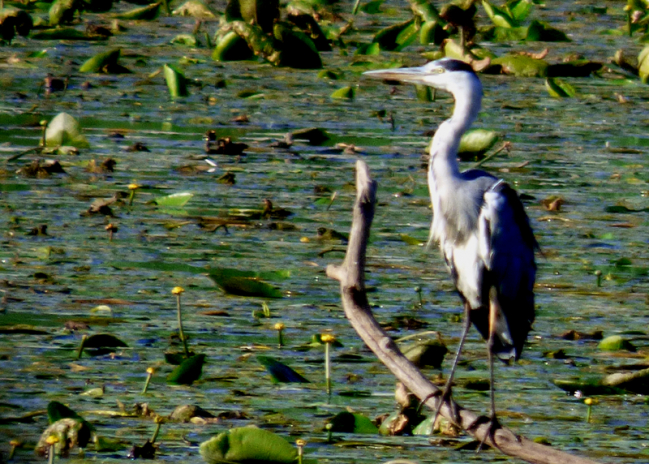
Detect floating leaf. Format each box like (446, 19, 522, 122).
(200, 426, 297, 464)
(526, 20, 569, 42)
(545, 77, 576, 98)
(482, 0, 516, 28)
(273, 22, 322, 69)
(291, 127, 330, 145)
(330, 86, 355, 99)
(213, 30, 254, 61)
(208, 269, 283, 298)
(372, 18, 414, 51)
(506, 0, 533, 22)
(45, 112, 90, 148)
(412, 414, 436, 435)
(355, 42, 381, 56)
(399, 234, 424, 246)
(598, 335, 636, 352)
(32, 27, 102, 40)
(402, 339, 448, 369)
(226, 0, 279, 34)
(47, 401, 85, 424)
(491, 54, 548, 77)
(154, 192, 194, 207)
(257, 355, 310, 383)
(328, 411, 379, 434)
(415, 84, 432, 102)
(167, 353, 207, 385)
(49, 0, 79, 25)
(458, 129, 499, 155)
(419, 20, 447, 45)
(164, 63, 189, 97)
(547, 60, 602, 77)
(115, 2, 161, 20)
(172, 0, 217, 17)
(79, 48, 130, 74)
(638, 45, 649, 83)
(361, 0, 382, 14)
(83, 333, 127, 348)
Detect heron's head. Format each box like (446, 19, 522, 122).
(363, 58, 482, 100)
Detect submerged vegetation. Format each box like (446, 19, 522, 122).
(0, 0, 648, 462)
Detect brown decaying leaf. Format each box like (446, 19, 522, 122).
(541, 196, 564, 211)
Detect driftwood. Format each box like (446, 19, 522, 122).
(326, 160, 603, 464)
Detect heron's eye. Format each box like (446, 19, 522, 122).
(431, 68, 445, 75)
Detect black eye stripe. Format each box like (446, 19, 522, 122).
(439, 59, 475, 74)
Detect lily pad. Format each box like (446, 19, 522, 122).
(327, 411, 378, 434)
(45, 112, 90, 148)
(0, 8, 33, 42)
(257, 355, 310, 383)
(79, 48, 131, 74)
(164, 63, 189, 97)
(490, 54, 548, 77)
(115, 2, 161, 20)
(167, 353, 207, 385)
(458, 129, 499, 156)
(154, 192, 194, 207)
(213, 30, 255, 61)
(208, 269, 283, 298)
(598, 335, 636, 352)
(200, 426, 297, 464)
(331, 86, 355, 99)
(545, 77, 576, 98)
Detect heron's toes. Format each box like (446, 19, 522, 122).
(476, 414, 501, 453)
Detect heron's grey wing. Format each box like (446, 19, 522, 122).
(477, 182, 536, 360)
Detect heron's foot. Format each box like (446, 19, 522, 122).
(418, 387, 456, 434)
(476, 413, 501, 453)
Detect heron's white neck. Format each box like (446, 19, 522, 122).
(429, 77, 482, 180)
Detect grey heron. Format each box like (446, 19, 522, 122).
(364, 59, 538, 443)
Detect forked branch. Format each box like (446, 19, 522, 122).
(326, 160, 602, 464)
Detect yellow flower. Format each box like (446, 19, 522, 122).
(274, 323, 285, 331)
(172, 286, 185, 295)
(321, 334, 336, 343)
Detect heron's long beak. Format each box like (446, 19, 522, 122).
(363, 66, 429, 86)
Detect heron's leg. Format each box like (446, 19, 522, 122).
(477, 302, 501, 452)
(422, 302, 471, 429)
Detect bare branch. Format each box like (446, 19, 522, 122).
(327, 160, 603, 464)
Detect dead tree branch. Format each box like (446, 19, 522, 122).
(326, 160, 603, 464)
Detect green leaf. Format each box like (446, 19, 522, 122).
(401, 339, 448, 369)
(208, 269, 283, 298)
(83, 333, 128, 348)
(273, 22, 322, 69)
(32, 27, 101, 40)
(47, 401, 84, 424)
(491, 54, 548, 77)
(526, 20, 569, 42)
(361, 0, 382, 14)
(213, 30, 254, 61)
(372, 18, 415, 51)
(200, 426, 297, 464)
(49, 0, 79, 26)
(598, 335, 636, 352)
(399, 234, 424, 246)
(257, 355, 310, 383)
(0, 8, 33, 42)
(545, 77, 576, 98)
(355, 42, 381, 56)
(638, 45, 649, 83)
(115, 2, 161, 20)
(328, 411, 379, 434)
(506, 0, 533, 21)
(458, 129, 499, 154)
(482, 0, 516, 28)
(79, 49, 127, 74)
(167, 353, 207, 385)
(45, 112, 90, 148)
(172, 0, 217, 17)
(412, 414, 436, 435)
(419, 20, 447, 45)
(164, 63, 189, 97)
(330, 86, 355, 99)
(154, 192, 194, 207)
